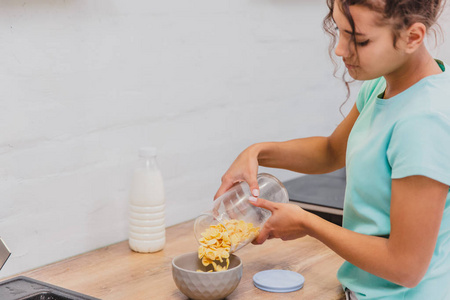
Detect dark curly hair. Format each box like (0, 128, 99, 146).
(323, 0, 446, 113)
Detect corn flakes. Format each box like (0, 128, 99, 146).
(197, 219, 260, 272)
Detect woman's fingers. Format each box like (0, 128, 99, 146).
(248, 197, 276, 212)
(214, 180, 234, 200)
(245, 175, 260, 198)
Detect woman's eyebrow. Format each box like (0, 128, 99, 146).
(332, 16, 367, 36)
(343, 29, 366, 36)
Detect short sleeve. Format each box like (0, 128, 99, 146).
(387, 112, 450, 186)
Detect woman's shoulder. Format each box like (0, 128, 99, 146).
(411, 61, 450, 114)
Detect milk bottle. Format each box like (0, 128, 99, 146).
(128, 147, 166, 253)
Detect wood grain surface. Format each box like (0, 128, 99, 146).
(16, 219, 346, 299)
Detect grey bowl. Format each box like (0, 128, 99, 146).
(172, 252, 243, 300)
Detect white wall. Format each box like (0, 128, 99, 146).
(1, 0, 449, 279)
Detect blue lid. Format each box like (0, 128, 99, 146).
(253, 270, 304, 293)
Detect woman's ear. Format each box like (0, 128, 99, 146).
(404, 22, 426, 53)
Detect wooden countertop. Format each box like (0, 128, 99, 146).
(17, 219, 345, 299)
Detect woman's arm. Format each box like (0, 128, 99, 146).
(252, 175, 448, 288)
(215, 104, 360, 199)
(256, 104, 360, 174)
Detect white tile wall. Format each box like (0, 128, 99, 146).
(1, 0, 449, 278)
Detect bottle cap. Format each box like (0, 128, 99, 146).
(139, 147, 157, 157)
(253, 270, 304, 293)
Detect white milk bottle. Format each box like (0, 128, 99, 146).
(128, 147, 166, 253)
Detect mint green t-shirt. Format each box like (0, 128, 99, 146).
(338, 60, 450, 299)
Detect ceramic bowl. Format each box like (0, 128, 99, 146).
(172, 252, 242, 300)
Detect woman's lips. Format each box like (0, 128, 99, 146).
(344, 61, 357, 69)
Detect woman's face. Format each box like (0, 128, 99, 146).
(332, 1, 408, 80)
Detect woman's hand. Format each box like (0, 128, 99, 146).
(249, 198, 309, 244)
(214, 145, 261, 200)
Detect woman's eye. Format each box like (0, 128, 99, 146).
(356, 40, 370, 47)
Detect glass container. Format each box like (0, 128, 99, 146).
(194, 173, 289, 253)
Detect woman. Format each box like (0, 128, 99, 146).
(214, 0, 450, 299)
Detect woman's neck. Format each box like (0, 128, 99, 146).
(383, 45, 442, 99)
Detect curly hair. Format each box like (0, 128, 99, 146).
(323, 0, 446, 114)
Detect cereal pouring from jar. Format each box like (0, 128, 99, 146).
(197, 219, 260, 272)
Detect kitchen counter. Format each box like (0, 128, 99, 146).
(16, 219, 345, 299)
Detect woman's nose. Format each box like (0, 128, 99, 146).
(335, 36, 350, 58)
